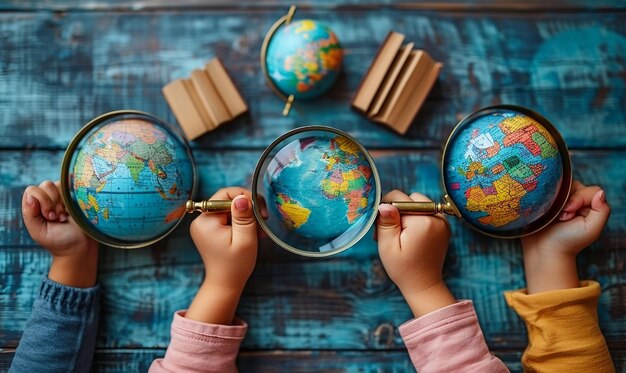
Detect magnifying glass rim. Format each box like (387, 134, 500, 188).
(60, 110, 198, 249)
(441, 104, 573, 239)
(251, 125, 382, 257)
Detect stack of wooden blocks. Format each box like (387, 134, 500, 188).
(162, 58, 248, 141)
(352, 31, 442, 134)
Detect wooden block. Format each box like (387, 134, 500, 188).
(205, 59, 248, 117)
(381, 51, 434, 127)
(353, 30, 442, 135)
(372, 50, 423, 123)
(190, 69, 230, 129)
(351, 31, 405, 112)
(162, 79, 210, 141)
(392, 62, 442, 134)
(368, 42, 414, 117)
(162, 58, 248, 141)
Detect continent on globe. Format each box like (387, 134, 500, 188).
(275, 193, 311, 229)
(266, 19, 343, 100)
(444, 110, 564, 235)
(265, 134, 374, 241)
(70, 118, 194, 244)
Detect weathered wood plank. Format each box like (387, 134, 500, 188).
(0, 349, 507, 373)
(1, 0, 625, 11)
(1, 11, 625, 150)
(1, 149, 624, 351)
(3, 348, 626, 373)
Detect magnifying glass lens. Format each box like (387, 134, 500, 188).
(442, 108, 567, 237)
(63, 111, 196, 248)
(253, 127, 380, 256)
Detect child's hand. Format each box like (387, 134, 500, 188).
(377, 190, 456, 318)
(22, 180, 98, 287)
(521, 181, 610, 293)
(186, 187, 258, 324)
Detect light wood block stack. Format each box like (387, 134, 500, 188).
(163, 58, 248, 140)
(352, 31, 442, 134)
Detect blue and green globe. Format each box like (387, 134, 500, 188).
(266, 19, 343, 100)
(65, 115, 195, 247)
(264, 135, 375, 241)
(443, 108, 566, 236)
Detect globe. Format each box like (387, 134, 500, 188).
(256, 128, 379, 255)
(62, 111, 195, 248)
(443, 107, 568, 237)
(265, 19, 343, 100)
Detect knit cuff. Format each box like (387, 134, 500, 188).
(39, 277, 100, 314)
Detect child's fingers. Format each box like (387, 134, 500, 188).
(562, 184, 602, 214)
(23, 186, 56, 221)
(231, 195, 258, 250)
(381, 189, 411, 203)
(53, 181, 70, 222)
(210, 187, 252, 201)
(22, 187, 44, 221)
(39, 180, 64, 220)
(377, 204, 402, 252)
(22, 187, 49, 241)
(255, 195, 269, 219)
(569, 180, 585, 194)
(583, 190, 611, 236)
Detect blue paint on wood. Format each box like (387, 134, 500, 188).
(0, 12, 625, 150)
(1, 2, 626, 370)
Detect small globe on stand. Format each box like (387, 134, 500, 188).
(262, 6, 343, 115)
(61, 111, 196, 249)
(442, 105, 572, 238)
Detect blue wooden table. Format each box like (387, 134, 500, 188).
(1, 1, 625, 371)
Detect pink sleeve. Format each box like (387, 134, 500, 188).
(399, 300, 509, 373)
(149, 310, 247, 373)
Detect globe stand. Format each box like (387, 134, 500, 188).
(260, 5, 297, 116)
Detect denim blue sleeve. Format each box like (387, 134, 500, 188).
(9, 277, 100, 373)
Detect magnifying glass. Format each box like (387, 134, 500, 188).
(188, 105, 572, 256)
(61, 110, 196, 249)
(188, 126, 381, 257)
(434, 105, 572, 238)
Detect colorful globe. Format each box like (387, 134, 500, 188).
(262, 133, 375, 247)
(265, 19, 343, 100)
(63, 113, 195, 248)
(443, 108, 567, 237)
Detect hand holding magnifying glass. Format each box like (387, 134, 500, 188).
(188, 105, 572, 257)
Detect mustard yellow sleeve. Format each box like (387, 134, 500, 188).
(504, 281, 614, 373)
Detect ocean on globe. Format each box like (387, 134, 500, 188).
(67, 117, 195, 246)
(443, 109, 564, 236)
(265, 19, 343, 100)
(263, 135, 374, 241)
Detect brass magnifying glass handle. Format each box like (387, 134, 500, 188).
(383, 195, 462, 217)
(185, 200, 232, 213)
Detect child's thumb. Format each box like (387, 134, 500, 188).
(585, 190, 611, 235)
(231, 195, 257, 248)
(376, 204, 401, 249)
(22, 191, 45, 237)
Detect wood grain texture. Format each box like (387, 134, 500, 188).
(1, 149, 624, 351)
(3, 349, 626, 372)
(0, 11, 625, 150)
(1, 0, 625, 11)
(1, 1, 625, 370)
